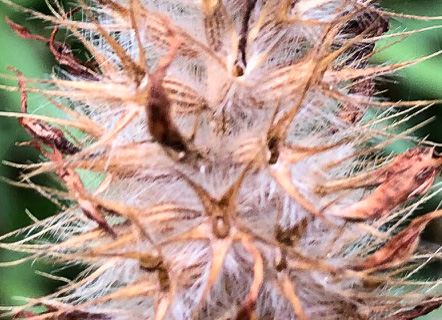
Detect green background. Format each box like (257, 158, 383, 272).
(0, 0, 441, 318)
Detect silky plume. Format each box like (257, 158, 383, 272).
(1, 0, 442, 319)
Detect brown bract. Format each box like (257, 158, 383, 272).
(330, 148, 442, 220)
(45, 148, 117, 238)
(6, 11, 99, 81)
(12, 300, 110, 320)
(145, 21, 204, 164)
(353, 210, 442, 271)
(384, 298, 442, 320)
(13, 307, 110, 320)
(11, 67, 80, 155)
(146, 38, 188, 156)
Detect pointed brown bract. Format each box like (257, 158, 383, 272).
(45, 148, 117, 238)
(330, 148, 442, 220)
(353, 210, 442, 271)
(6, 17, 46, 41)
(10, 68, 80, 155)
(13, 303, 110, 320)
(319, 147, 437, 193)
(146, 24, 190, 158)
(47, 8, 99, 81)
(7, 12, 99, 81)
(384, 298, 442, 320)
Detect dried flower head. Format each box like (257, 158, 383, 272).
(2, 0, 442, 319)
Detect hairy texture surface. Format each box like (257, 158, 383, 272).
(2, 0, 442, 319)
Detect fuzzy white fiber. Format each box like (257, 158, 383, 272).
(2, 0, 442, 319)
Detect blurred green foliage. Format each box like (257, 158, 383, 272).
(0, 0, 58, 308)
(0, 0, 441, 318)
